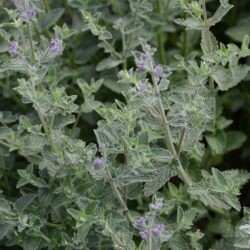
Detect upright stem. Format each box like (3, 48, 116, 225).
(121, 30, 127, 69)
(148, 212, 155, 250)
(156, 0, 166, 64)
(202, 0, 216, 129)
(43, 0, 50, 12)
(151, 73, 193, 187)
(106, 165, 133, 224)
(27, 23, 35, 65)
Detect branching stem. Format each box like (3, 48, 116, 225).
(151, 72, 193, 187)
(27, 23, 35, 65)
(106, 164, 133, 224)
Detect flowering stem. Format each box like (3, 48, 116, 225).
(151, 73, 193, 187)
(202, 0, 216, 129)
(156, 0, 166, 64)
(106, 164, 133, 224)
(27, 23, 35, 65)
(43, 0, 50, 12)
(148, 212, 155, 250)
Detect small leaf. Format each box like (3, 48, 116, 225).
(96, 57, 123, 71)
(39, 8, 64, 30)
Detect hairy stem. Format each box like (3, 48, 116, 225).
(27, 23, 35, 65)
(202, 0, 216, 127)
(106, 164, 133, 224)
(156, 0, 166, 64)
(43, 0, 50, 12)
(151, 73, 193, 187)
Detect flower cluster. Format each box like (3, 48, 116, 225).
(13, 0, 36, 23)
(19, 8, 36, 23)
(149, 198, 164, 212)
(134, 216, 165, 240)
(93, 158, 106, 168)
(9, 41, 19, 56)
(50, 38, 62, 54)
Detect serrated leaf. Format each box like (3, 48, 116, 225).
(96, 57, 123, 71)
(0, 223, 13, 240)
(38, 8, 64, 30)
(144, 163, 177, 197)
(206, 131, 227, 155)
(226, 131, 246, 152)
(209, 1, 233, 27)
(16, 194, 37, 214)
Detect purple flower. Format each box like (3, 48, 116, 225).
(137, 62, 147, 72)
(139, 230, 149, 239)
(9, 41, 19, 56)
(153, 65, 163, 77)
(153, 224, 165, 236)
(20, 9, 36, 23)
(50, 38, 62, 54)
(150, 199, 164, 212)
(94, 158, 106, 168)
(139, 84, 148, 94)
(135, 217, 146, 227)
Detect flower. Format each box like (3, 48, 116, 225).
(134, 52, 149, 72)
(113, 18, 123, 29)
(149, 199, 164, 212)
(20, 9, 36, 23)
(139, 84, 148, 94)
(50, 38, 62, 54)
(9, 41, 19, 56)
(135, 217, 146, 227)
(153, 65, 163, 78)
(93, 158, 106, 168)
(153, 224, 165, 236)
(139, 230, 149, 239)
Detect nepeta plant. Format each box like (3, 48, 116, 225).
(0, 0, 250, 249)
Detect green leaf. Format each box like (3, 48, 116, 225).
(16, 194, 37, 214)
(77, 222, 93, 243)
(206, 131, 227, 155)
(0, 127, 12, 140)
(144, 162, 177, 197)
(226, 131, 246, 152)
(209, 0, 233, 27)
(38, 8, 64, 30)
(96, 57, 123, 71)
(0, 223, 13, 240)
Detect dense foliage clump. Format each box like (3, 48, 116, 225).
(1, 0, 250, 249)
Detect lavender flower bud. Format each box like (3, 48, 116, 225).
(50, 38, 62, 54)
(135, 217, 146, 227)
(139, 84, 148, 94)
(153, 224, 165, 236)
(19, 8, 36, 23)
(93, 158, 106, 168)
(149, 199, 163, 212)
(153, 65, 163, 78)
(113, 18, 123, 29)
(9, 41, 19, 56)
(139, 230, 149, 239)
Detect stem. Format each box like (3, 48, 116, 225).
(123, 6, 139, 61)
(106, 164, 133, 224)
(121, 30, 127, 69)
(43, 0, 50, 12)
(156, 0, 166, 64)
(148, 212, 155, 250)
(151, 72, 193, 187)
(177, 127, 186, 156)
(202, 0, 216, 130)
(27, 23, 35, 65)
(183, 13, 188, 56)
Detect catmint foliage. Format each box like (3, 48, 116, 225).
(0, 0, 250, 249)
